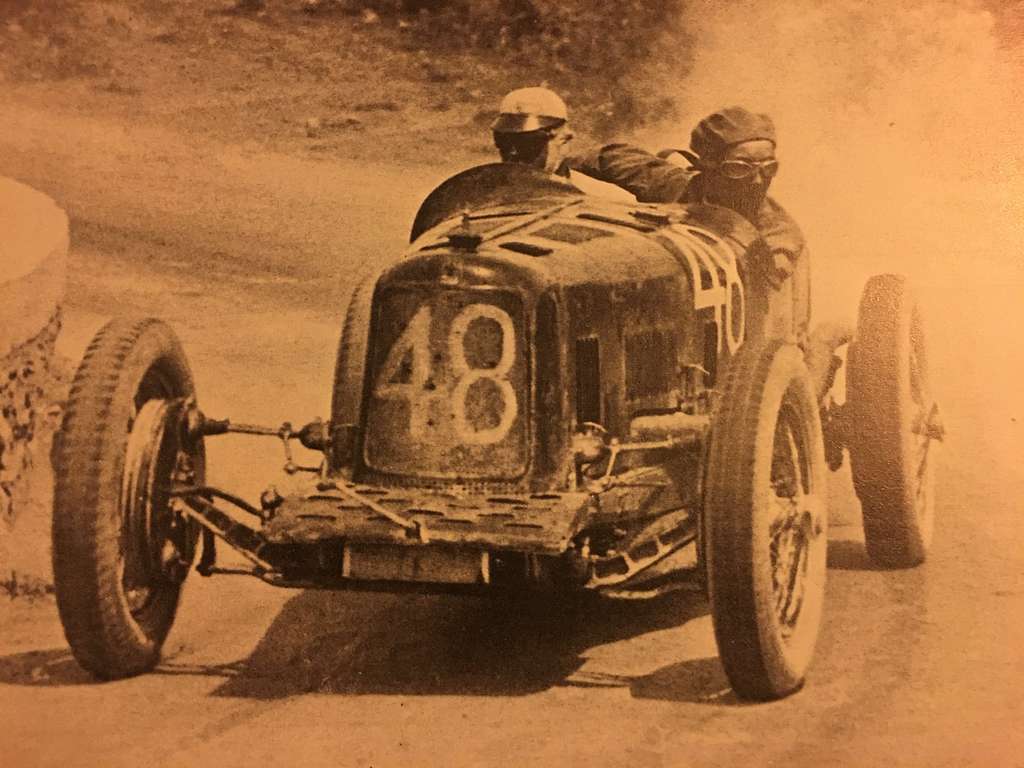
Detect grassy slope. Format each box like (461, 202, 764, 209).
(0, 0, 682, 168)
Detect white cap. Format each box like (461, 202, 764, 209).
(492, 86, 568, 133)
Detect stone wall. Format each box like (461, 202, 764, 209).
(0, 178, 69, 594)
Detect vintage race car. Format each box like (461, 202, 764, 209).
(51, 163, 943, 701)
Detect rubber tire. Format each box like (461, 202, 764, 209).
(704, 341, 829, 701)
(847, 274, 935, 567)
(52, 317, 201, 679)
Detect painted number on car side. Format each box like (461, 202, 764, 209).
(665, 225, 746, 353)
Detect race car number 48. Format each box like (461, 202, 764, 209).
(373, 303, 518, 445)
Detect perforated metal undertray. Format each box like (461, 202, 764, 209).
(261, 483, 592, 554)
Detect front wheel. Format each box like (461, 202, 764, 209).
(52, 318, 203, 679)
(704, 342, 829, 701)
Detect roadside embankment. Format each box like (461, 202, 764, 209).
(0, 177, 68, 595)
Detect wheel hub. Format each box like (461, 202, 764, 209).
(769, 408, 823, 638)
(120, 398, 195, 614)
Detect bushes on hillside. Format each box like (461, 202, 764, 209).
(342, 0, 688, 133)
(350, 0, 687, 79)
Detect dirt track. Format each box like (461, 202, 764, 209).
(2, 69, 1023, 766)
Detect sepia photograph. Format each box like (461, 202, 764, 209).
(1, 0, 1021, 765)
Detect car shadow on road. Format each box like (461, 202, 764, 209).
(627, 656, 738, 705)
(161, 587, 730, 703)
(827, 538, 885, 571)
(0, 539, 871, 698)
(0, 647, 93, 687)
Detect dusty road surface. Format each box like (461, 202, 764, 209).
(2, 87, 1023, 768)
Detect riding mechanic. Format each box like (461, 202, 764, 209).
(567, 106, 818, 347)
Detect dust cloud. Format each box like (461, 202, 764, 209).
(639, 0, 1023, 481)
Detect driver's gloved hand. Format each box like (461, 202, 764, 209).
(767, 249, 795, 288)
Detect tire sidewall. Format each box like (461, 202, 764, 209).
(706, 342, 829, 698)
(749, 348, 828, 679)
(848, 274, 933, 565)
(105, 328, 195, 650)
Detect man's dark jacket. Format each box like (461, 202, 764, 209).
(566, 142, 810, 337)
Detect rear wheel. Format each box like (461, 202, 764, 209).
(704, 342, 828, 700)
(847, 274, 940, 567)
(52, 318, 203, 679)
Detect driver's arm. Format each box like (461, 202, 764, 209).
(565, 142, 695, 203)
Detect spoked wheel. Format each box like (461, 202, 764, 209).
(52, 318, 203, 679)
(847, 274, 941, 567)
(704, 342, 828, 701)
(120, 398, 198, 623)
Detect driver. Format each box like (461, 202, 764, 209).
(491, 86, 575, 175)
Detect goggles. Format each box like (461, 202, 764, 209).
(715, 158, 779, 180)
